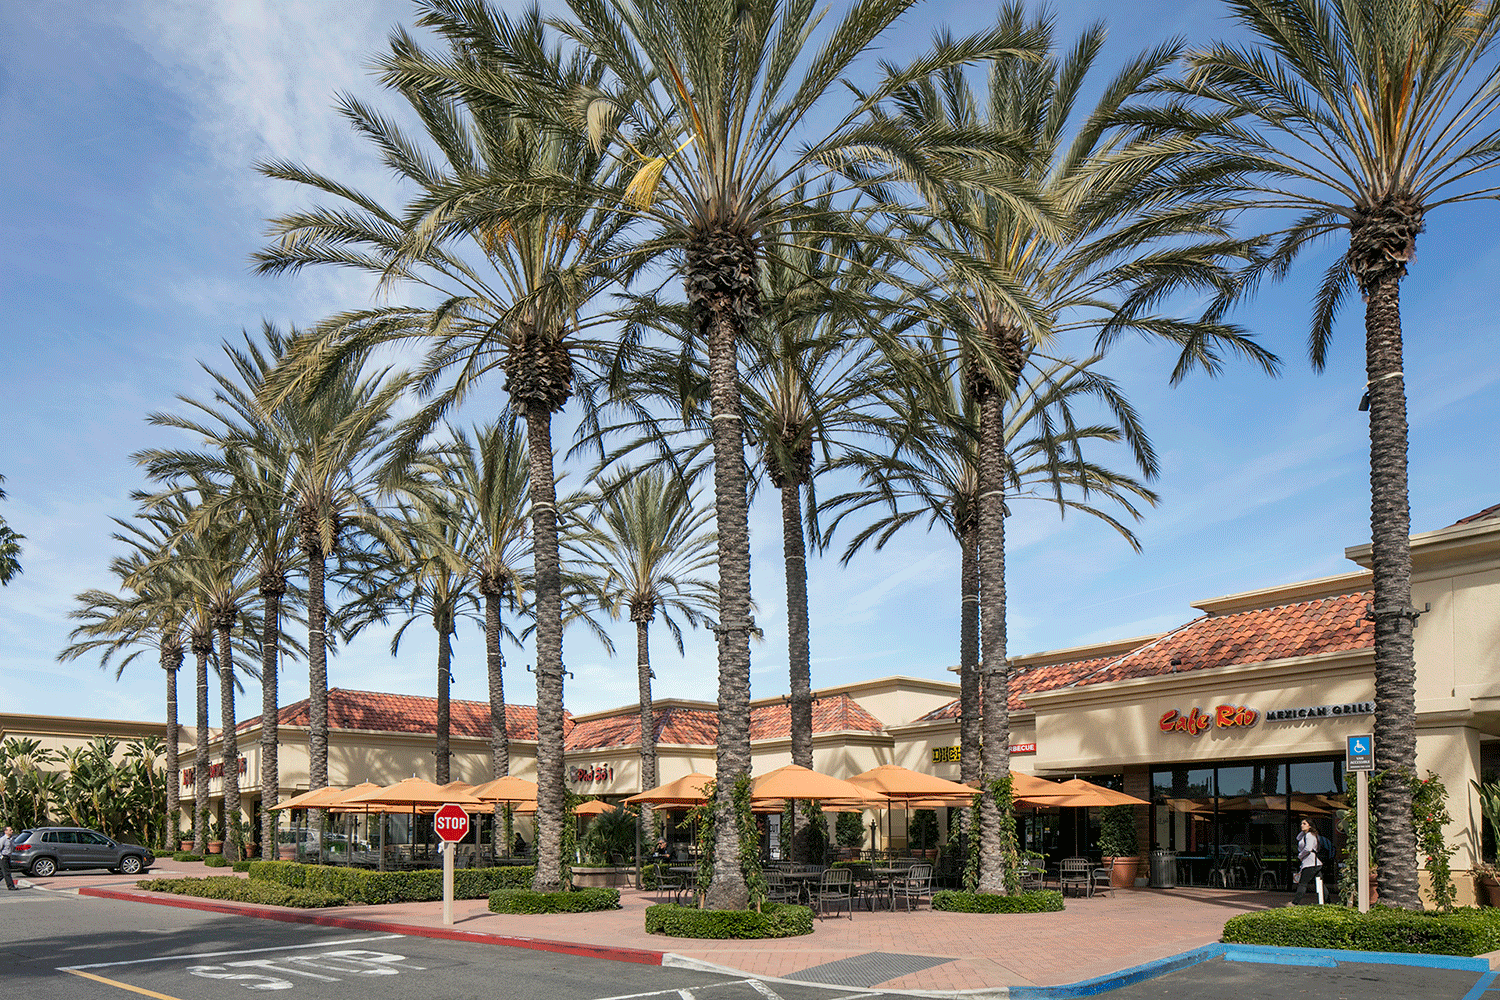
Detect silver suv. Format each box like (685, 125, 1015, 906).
(10, 827, 155, 876)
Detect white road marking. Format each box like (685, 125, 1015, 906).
(592, 981, 760, 1000)
(58, 933, 405, 970)
(746, 981, 785, 1000)
(187, 950, 422, 992)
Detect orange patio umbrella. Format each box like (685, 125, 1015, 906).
(1018, 778, 1148, 808)
(846, 765, 978, 853)
(574, 800, 619, 816)
(624, 772, 715, 808)
(344, 776, 486, 808)
(270, 785, 349, 811)
(470, 775, 539, 805)
(750, 764, 883, 805)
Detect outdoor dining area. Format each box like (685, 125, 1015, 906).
(266, 762, 1150, 913)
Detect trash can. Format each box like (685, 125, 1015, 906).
(1149, 848, 1177, 888)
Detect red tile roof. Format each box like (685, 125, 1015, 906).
(916, 654, 1119, 721)
(1453, 503, 1500, 526)
(1081, 590, 1373, 686)
(564, 694, 885, 751)
(239, 688, 554, 742)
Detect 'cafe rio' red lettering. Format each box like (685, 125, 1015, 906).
(1159, 704, 1258, 737)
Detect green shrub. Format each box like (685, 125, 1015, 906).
(1223, 906, 1500, 956)
(136, 876, 345, 909)
(488, 888, 621, 914)
(639, 863, 661, 890)
(933, 889, 1065, 913)
(246, 861, 534, 905)
(203, 855, 228, 868)
(644, 902, 813, 939)
(232, 860, 253, 873)
(172, 852, 204, 862)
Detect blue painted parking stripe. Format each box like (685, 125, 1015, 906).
(1461, 969, 1497, 1000)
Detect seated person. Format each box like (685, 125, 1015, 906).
(650, 838, 672, 863)
(512, 833, 528, 856)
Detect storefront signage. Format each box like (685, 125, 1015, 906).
(1264, 701, 1374, 723)
(568, 764, 614, 784)
(931, 743, 1035, 764)
(1158, 704, 1259, 737)
(181, 757, 246, 787)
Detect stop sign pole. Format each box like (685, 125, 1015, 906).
(435, 803, 471, 926)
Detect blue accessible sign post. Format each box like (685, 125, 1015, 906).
(1347, 735, 1374, 913)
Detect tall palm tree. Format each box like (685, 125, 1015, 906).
(61, 551, 188, 844)
(878, 8, 1274, 892)
(136, 325, 308, 859)
(570, 469, 716, 836)
(1145, 0, 1500, 910)
(501, 0, 1047, 909)
(132, 491, 259, 860)
(434, 421, 530, 785)
(345, 495, 478, 785)
(0, 474, 22, 585)
(254, 11, 624, 892)
(825, 347, 1161, 793)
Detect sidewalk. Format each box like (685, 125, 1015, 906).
(41, 860, 1278, 993)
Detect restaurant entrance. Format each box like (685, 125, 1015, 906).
(1151, 756, 1346, 890)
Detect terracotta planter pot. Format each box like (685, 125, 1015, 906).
(179, 841, 194, 853)
(206, 841, 223, 855)
(1106, 857, 1141, 888)
(1479, 876, 1500, 907)
(571, 865, 630, 888)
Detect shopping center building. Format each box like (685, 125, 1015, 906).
(10, 504, 1498, 903)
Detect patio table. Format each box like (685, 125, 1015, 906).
(781, 869, 823, 905)
(868, 867, 906, 910)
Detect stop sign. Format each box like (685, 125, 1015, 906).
(434, 802, 470, 842)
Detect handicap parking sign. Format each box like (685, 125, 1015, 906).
(1347, 734, 1374, 771)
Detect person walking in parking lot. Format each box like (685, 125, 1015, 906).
(0, 826, 18, 890)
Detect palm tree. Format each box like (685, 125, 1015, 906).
(876, 8, 1275, 892)
(129, 492, 259, 860)
(61, 551, 188, 844)
(434, 421, 530, 784)
(0, 474, 21, 585)
(1144, 0, 1500, 910)
(497, 0, 1048, 909)
(825, 347, 1161, 795)
(570, 469, 716, 838)
(254, 11, 624, 892)
(136, 325, 307, 859)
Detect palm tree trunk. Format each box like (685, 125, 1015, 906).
(781, 482, 815, 862)
(436, 612, 452, 785)
(302, 530, 329, 839)
(704, 306, 752, 911)
(485, 589, 509, 855)
(976, 387, 1011, 894)
(524, 405, 566, 893)
(162, 643, 181, 845)
(957, 518, 981, 851)
(1364, 269, 1419, 910)
(193, 645, 210, 854)
(217, 622, 241, 862)
(636, 616, 657, 838)
(260, 582, 282, 860)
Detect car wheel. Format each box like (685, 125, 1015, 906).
(31, 857, 57, 877)
(119, 856, 143, 875)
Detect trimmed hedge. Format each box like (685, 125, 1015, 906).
(246, 860, 535, 905)
(933, 890, 1065, 913)
(489, 887, 621, 914)
(1223, 906, 1500, 956)
(232, 860, 253, 873)
(645, 902, 813, 939)
(172, 852, 204, 862)
(203, 855, 228, 868)
(136, 876, 345, 909)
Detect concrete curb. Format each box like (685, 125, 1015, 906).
(76, 886, 666, 967)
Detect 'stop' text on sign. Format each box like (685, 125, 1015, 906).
(434, 803, 470, 842)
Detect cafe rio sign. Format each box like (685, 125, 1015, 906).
(1160, 700, 1375, 737)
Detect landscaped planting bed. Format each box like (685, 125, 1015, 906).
(136, 875, 346, 908)
(1223, 906, 1500, 956)
(488, 887, 621, 913)
(644, 902, 813, 939)
(245, 860, 534, 905)
(932, 889, 1065, 913)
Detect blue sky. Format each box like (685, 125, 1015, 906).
(1, 1, 1497, 734)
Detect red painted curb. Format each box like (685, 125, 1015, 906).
(77, 886, 666, 967)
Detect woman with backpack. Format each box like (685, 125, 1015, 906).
(1288, 817, 1323, 905)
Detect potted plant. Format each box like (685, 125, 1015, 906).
(1475, 861, 1500, 907)
(206, 816, 224, 855)
(1098, 805, 1141, 888)
(835, 812, 865, 859)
